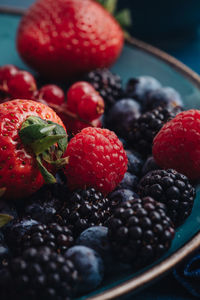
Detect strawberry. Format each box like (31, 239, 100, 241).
(17, 0, 124, 80)
(0, 99, 68, 199)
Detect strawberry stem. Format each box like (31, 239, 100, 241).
(95, 0, 132, 30)
(19, 116, 68, 184)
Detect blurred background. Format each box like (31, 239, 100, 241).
(1, 0, 200, 72)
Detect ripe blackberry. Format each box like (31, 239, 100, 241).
(128, 106, 181, 157)
(107, 197, 175, 267)
(20, 223, 74, 254)
(0, 247, 79, 299)
(59, 188, 111, 236)
(4, 217, 39, 251)
(84, 68, 123, 111)
(138, 169, 196, 227)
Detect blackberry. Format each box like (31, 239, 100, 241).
(128, 106, 181, 157)
(138, 169, 196, 227)
(59, 188, 111, 236)
(107, 197, 175, 267)
(20, 223, 74, 254)
(105, 99, 140, 139)
(126, 76, 161, 108)
(24, 184, 67, 223)
(4, 217, 39, 251)
(84, 68, 123, 111)
(0, 247, 79, 299)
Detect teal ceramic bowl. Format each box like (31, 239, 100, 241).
(1, 12, 200, 300)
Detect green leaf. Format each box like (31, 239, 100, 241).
(36, 156, 57, 184)
(20, 116, 47, 130)
(0, 214, 13, 228)
(31, 135, 66, 156)
(48, 121, 68, 155)
(115, 9, 132, 27)
(19, 124, 56, 144)
(96, 0, 117, 14)
(19, 116, 68, 184)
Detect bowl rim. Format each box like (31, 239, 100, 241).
(87, 36, 200, 300)
(1, 9, 200, 299)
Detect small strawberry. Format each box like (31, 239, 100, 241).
(64, 127, 128, 194)
(0, 99, 68, 199)
(17, 0, 124, 80)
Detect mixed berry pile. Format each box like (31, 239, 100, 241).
(0, 62, 197, 299)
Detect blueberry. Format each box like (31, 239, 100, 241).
(24, 184, 65, 223)
(0, 232, 9, 267)
(116, 172, 138, 191)
(105, 99, 140, 139)
(109, 189, 139, 210)
(126, 150, 144, 176)
(142, 156, 160, 176)
(0, 243, 9, 267)
(65, 245, 104, 294)
(145, 87, 183, 111)
(126, 76, 161, 106)
(76, 227, 113, 266)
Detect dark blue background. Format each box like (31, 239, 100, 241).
(0, 0, 199, 299)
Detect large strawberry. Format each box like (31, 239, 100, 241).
(0, 99, 68, 199)
(17, 0, 124, 80)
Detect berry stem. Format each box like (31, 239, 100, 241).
(19, 116, 68, 184)
(49, 103, 95, 127)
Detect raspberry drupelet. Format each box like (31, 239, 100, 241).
(64, 127, 128, 194)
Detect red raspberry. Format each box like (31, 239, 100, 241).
(64, 127, 128, 194)
(36, 84, 65, 105)
(67, 82, 104, 121)
(153, 109, 200, 180)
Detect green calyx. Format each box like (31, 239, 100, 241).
(0, 213, 13, 228)
(96, 0, 132, 30)
(19, 116, 68, 184)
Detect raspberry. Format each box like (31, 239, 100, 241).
(36, 84, 65, 105)
(64, 127, 128, 194)
(67, 81, 104, 122)
(153, 109, 200, 180)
